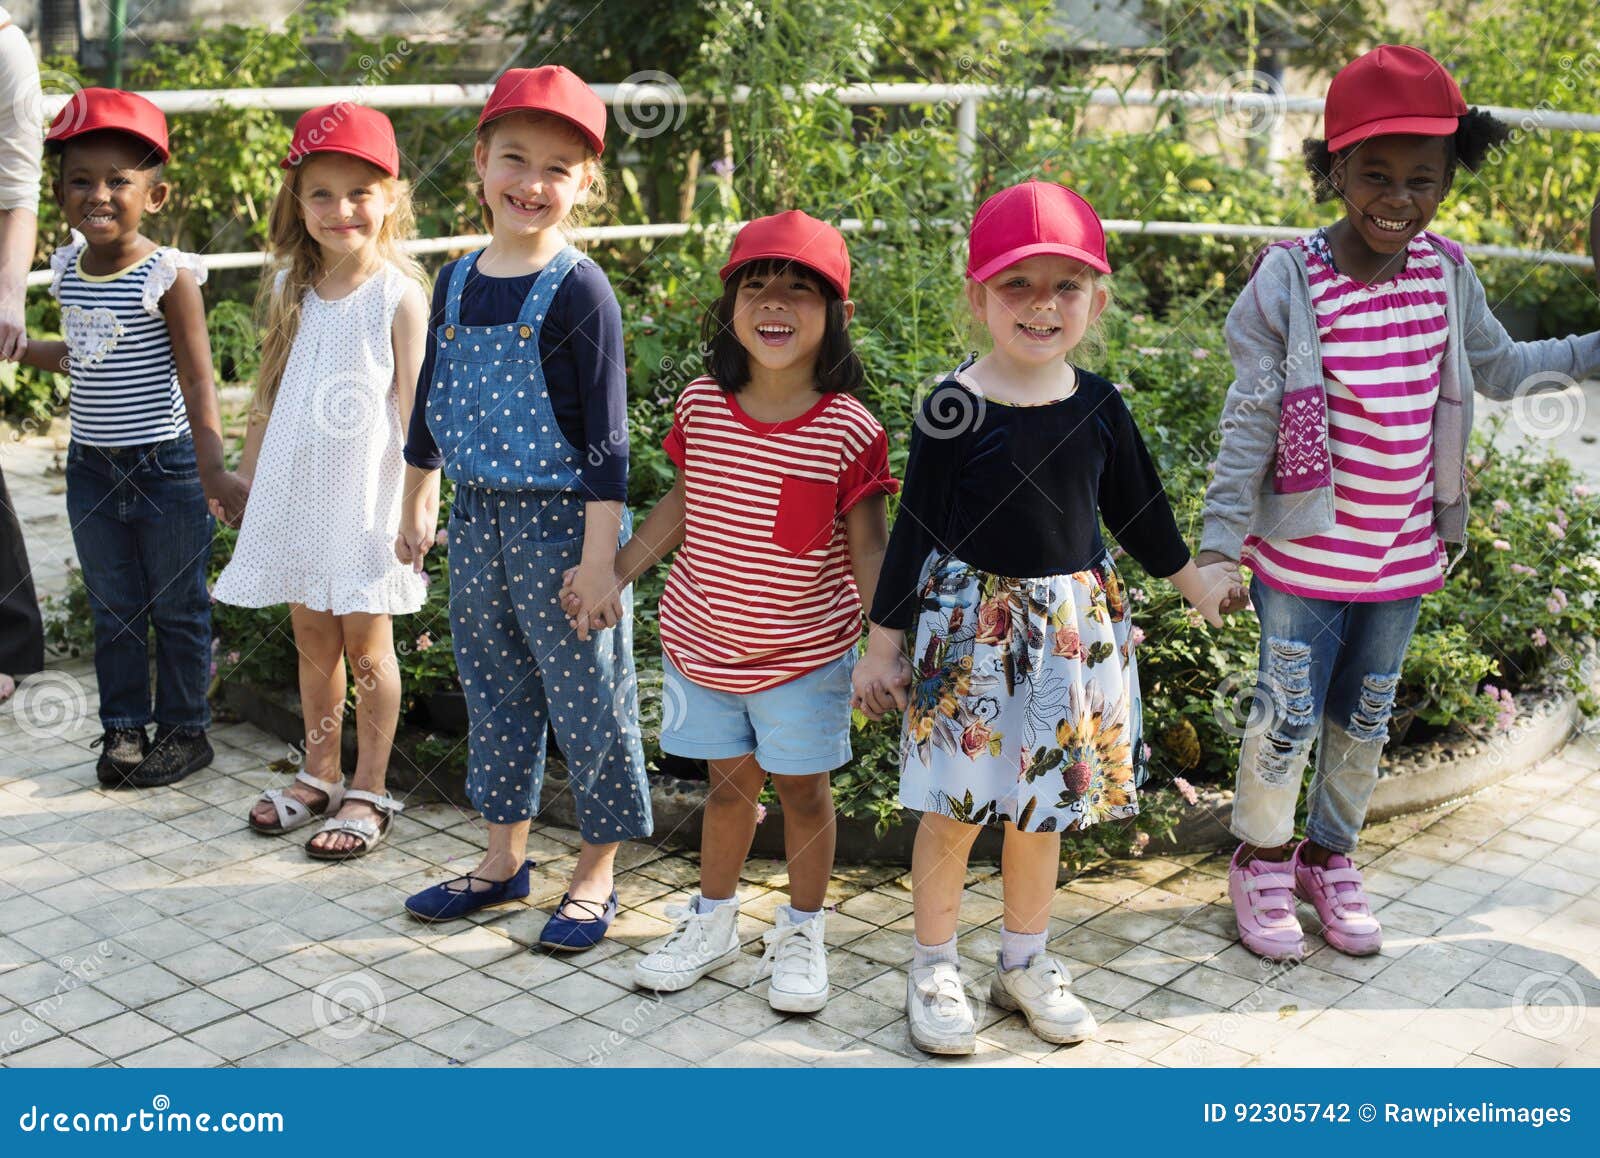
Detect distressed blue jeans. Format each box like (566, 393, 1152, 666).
(1230, 576, 1421, 852)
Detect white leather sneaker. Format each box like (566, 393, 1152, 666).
(759, 908, 829, 1013)
(906, 960, 976, 1055)
(633, 897, 742, 992)
(989, 952, 1096, 1043)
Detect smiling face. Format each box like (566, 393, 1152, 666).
(728, 260, 852, 383)
(53, 132, 167, 248)
(1330, 134, 1452, 257)
(294, 153, 395, 263)
(966, 254, 1108, 367)
(474, 113, 595, 238)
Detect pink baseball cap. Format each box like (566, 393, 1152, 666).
(719, 210, 851, 299)
(1325, 45, 1467, 154)
(966, 180, 1111, 281)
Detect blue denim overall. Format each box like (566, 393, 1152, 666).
(430, 247, 651, 841)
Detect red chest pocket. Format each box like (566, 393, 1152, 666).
(771, 475, 837, 554)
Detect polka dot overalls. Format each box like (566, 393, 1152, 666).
(431, 246, 652, 840)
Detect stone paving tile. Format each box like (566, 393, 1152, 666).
(2, 457, 1597, 1067)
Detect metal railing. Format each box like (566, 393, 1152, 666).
(22, 80, 1598, 288)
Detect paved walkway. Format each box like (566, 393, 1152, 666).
(2, 431, 1598, 1067)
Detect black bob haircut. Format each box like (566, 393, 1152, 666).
(1302, 108, 1510, 202)
(47, 129, 166, 182)
(700, 259, 864, 395)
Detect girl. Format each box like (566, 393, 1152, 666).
(1201, 45, 1600, 962)
(215, 104, 429, 858)
(580, 212, 897, 1013)
(853, 180, 1237, 1055)
(9, 88, 248, 787)
(393, 66, 652, 951)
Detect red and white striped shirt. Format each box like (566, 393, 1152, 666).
(1244, 231, 1448, 601)
(659, 377, 898, 693)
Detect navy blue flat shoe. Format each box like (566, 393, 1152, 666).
(538, 890, 618, 952)
(405, 858, 535, 923)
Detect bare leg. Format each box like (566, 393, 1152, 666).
(250, 605, 344, 828)
(699, 753, 767, 900)
(999, 822, 1061, 936)
(911, 812, 982, 946)
(308, 612, 399, 855)
(771, 772, 835, 912)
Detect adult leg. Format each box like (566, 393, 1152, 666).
(0, 462, 44, 684)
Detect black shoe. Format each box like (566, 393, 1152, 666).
(93, 727, 150, 787)
(129, 726, 213, 787)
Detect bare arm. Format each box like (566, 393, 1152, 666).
(165, 268, 248, 526)
(0, 207, 36, 361)
(845, 493, 889, 618)
(615, 476, 686, 586)
(391, 279, 428, 433)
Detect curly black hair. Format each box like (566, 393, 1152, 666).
(1302, 108, 1510, 202)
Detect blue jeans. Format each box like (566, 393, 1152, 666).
(66, 437, 213, 731)
(1229, 576, 1421, 852)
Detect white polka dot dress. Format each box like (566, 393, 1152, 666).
(214, 264, 426, 615)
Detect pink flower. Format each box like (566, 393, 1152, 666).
(435, 529, 449, 547)
(1485, 685, 1517, 732)
(1548, 588, 1569, 615)
(415, 633, 433, 651)
(754, 802, 767, 824)
(960, 719, 995, 760)
(1192, 347, 1209, 359)
(1141, 742, 1151, 762)
(1130, 313, 1147, 324)
(225, 650, 240, 665)
(1575, 484, 1593, 498)
(1052, 624, 1082, 660)
(1129, 626, 1146, 647)
(1511, 563, 1537, 577)
(1547, 522, 1566, 540)
(1173, 776, 1198, 806)
(1532, 627, 1548, 647)
(1062, 760, 1093, 794)
(421, 571, 432, 587)
(1492, 539, 1510, 551)
(1492, 498, 1511, 514)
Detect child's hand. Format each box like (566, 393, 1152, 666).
(205, 471, 251, 529)
(395, 509, 437, 573)
(1186, 559, 1242, 628)
(0, 333, 23, 364)
(565, 560, 624, 643)
(852, 648, 913, 720)
(1194, 550, 1251, 616)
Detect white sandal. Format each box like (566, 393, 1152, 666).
(250, 769, 346, 835)
(305, 789, 404, 860)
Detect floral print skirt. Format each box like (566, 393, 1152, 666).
(899, 550, 1146, 833)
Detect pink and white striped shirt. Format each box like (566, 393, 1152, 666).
(1244, 231, 1447, 601)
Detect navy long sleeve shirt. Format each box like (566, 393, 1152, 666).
(403, 255, 630, 502)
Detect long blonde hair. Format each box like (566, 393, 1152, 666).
(253, 160, 426, 414)
(472, 111, 608, 241)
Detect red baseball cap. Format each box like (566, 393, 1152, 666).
(719, 210, 852, 299)
(477, 66, 607, 156)
(282, 103, 400, 177)
(966, 180, 1110, 281)
(1325, 45, 1467, 153)
(46, 87, 170, 162)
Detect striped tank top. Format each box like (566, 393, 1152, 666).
(50, 233, 207, 447)
(1244, 230, 1447, 601)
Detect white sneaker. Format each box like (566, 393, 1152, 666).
(633, 897, 742, 992)
(759, 908, 829, 1013)
(906, 960, 976, 1055)
(989, 952, 1096, 1044)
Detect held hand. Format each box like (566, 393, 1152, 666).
(1194, 550, 1251, 616)
(205, 471, 251, 529)
(0, 294, 24, 363)
(851, 649, 913, 721)
(1186, 560, 1239, 628)
(566, 560, 623, 643)
(395, 509, 437, 573)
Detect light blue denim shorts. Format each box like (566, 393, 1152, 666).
(660, 649, 856, 775)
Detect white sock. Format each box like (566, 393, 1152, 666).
(1000, 927, 1048, 971)
(695, 893, 737, 915)
(782, 903, 821, 925)
(913, 935, 959, 969)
